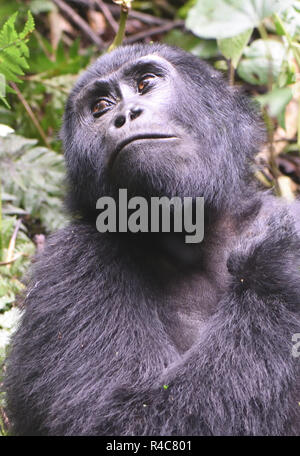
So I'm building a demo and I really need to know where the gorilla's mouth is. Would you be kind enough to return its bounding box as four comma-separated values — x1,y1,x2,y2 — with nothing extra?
110,134,178,168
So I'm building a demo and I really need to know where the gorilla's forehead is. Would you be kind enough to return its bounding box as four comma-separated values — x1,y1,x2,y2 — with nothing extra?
88,55,175,90
71,44,184,96
121,54,175,75
90,44,176,76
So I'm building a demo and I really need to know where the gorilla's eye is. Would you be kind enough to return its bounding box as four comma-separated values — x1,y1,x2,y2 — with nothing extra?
137,74,155,93
92,99,113,117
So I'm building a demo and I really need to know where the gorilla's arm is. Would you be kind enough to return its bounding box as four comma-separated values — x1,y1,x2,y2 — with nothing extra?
4,223,180,436
5,208,300,436
93,210,300,436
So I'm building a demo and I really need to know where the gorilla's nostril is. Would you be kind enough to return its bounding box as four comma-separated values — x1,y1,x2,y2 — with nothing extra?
115,115,126,128
130,108,142,121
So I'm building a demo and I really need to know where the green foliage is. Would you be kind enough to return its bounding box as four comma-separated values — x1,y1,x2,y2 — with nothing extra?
277,0,300,38
0,130,65,417
0,212,33,436
177,0,196,19
0,132,66,232
218,29,253,68
183,0,300,142
0,11,35,107
186,0,294,39
0,1,27,27
0,216,34,300
0,345,9,435
237,39,286,85
257,87,293,128
29,0,55,15
1,35,93,149
29,36,92,77
164,30,219,59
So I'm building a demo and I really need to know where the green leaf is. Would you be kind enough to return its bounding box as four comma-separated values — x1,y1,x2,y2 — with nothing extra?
164,30,219,59
277,59,296,87
186,0,294,39
214,60,228,71
277,1,300,38
177,0,196,19
19,11,35,40
29,0,55,15
237,39,285,85
0,96,9,108
218,28,253,68
0,11,35,107
273,14,287,35
257,86,293,128
0,133,66,231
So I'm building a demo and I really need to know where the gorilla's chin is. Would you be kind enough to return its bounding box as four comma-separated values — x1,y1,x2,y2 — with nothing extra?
110,138,198,198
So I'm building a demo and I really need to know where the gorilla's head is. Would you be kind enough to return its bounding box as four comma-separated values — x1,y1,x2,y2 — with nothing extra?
62,44,265,218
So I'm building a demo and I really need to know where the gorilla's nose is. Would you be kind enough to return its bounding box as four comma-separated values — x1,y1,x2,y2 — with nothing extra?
129,107,143,121
114,114,126,128
114,107,143,128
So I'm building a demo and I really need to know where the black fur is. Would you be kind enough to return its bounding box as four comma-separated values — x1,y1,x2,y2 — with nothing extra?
4,44,300,435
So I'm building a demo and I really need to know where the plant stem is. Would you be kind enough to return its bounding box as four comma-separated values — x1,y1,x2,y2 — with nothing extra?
257,22,273,92
257,21,281,192
228,61,235,86
108,4,129,52
262,107,281,195
5,218,22,269
10,82,50,148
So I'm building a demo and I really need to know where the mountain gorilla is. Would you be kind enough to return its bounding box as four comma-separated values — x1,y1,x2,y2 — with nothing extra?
4,44,300,436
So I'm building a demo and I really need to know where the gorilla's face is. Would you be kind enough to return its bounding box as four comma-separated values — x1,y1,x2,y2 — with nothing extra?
70,53,200,199
100,56,199,194
62,44,263,215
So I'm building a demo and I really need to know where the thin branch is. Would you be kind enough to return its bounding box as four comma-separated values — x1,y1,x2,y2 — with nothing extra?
262,107,281,195
10,82,50,148
52,0,105,49
124,20,184,44
0,252,25,266
5,218,22,269
274,137,297,143
108,3,169,25
108,2,129,52
228,61,235,86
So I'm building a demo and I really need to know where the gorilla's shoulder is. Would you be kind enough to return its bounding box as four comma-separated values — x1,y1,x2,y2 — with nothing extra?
30,222,114,282
258,193,300,234
42,222,102,250
227,193,300,302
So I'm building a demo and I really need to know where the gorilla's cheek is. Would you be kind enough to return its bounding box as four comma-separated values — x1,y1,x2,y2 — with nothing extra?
110,138,195,193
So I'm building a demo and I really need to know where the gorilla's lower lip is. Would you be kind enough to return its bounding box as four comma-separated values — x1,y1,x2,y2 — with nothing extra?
118,134,177,153
110,134,178,168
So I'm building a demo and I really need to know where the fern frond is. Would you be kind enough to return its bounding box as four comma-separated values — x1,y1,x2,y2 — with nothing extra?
0,11,35,107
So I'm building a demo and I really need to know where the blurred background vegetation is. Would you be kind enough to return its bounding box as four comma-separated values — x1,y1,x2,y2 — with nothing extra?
1,0,300,435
